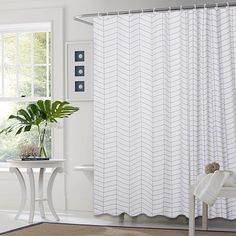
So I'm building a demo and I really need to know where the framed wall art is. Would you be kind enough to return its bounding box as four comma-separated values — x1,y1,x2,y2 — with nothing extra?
65,41,93,101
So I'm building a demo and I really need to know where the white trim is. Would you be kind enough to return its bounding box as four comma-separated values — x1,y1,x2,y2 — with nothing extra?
2,63,52,67
1,34,3,95
46,32,50,97
0,22,51,33
0,166,53,174
66,99,94,102
16,32,19,97
31,32,34,97
74,165,94,172
0,97,51,102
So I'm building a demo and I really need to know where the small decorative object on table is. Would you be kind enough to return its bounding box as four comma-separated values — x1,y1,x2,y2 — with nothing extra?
18,144,45,161
0,100,79,160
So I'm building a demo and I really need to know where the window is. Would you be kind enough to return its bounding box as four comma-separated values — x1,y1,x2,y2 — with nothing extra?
0,23,52,161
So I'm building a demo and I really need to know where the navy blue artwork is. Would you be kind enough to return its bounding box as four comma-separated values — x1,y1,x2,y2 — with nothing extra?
75,51,85,62
75,81,85,92
75,66,85,76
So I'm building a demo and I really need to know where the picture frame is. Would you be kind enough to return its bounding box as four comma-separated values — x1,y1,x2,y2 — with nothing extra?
65,41,93,101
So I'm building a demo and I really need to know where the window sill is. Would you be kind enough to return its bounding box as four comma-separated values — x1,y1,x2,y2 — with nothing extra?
0,96,51,102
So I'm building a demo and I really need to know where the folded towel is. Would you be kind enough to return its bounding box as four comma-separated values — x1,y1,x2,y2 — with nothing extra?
224,173,236,186
194,170,231,206
196,171,236,187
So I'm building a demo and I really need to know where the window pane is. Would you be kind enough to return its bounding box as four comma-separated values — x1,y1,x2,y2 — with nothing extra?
0,67,2,96
0,37,2,95
49,65,51,97
34,32,46,64
19,66,31,97
4,66,17,97
49,32,51,64
0,102,51,161
19,33,31,65
34,66,46,97
3,33,16,65
0,35,2,65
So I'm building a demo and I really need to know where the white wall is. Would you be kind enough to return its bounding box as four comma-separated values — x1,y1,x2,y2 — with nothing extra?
0,0,235,213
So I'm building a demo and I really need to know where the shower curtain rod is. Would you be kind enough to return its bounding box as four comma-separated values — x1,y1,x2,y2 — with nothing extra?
74,2,236,26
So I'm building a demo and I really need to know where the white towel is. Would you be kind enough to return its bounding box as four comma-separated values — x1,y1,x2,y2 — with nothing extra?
224,173,236,186
194,170,231,206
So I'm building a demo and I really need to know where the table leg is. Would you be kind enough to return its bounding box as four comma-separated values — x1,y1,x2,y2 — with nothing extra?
189,187,195,236
10,168,26,220
38,168,45,219
47,167,63,221
27,168,35,223
202,202,208,230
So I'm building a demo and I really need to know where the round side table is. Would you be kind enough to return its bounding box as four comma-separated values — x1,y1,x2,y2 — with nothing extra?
7,159,64,223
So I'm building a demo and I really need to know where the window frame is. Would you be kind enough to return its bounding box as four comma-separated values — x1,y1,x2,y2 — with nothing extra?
0,8,64,161
0,30,51,98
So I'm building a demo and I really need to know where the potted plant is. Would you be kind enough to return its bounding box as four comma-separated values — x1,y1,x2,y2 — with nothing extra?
0,99,79,160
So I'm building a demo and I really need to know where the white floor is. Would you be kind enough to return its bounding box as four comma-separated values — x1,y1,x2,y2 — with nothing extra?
1,210,236,234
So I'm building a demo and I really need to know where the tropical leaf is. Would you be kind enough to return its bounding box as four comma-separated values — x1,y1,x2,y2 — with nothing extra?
9,115,28,123
24,125,31,132
17,109,32,122
45,100,51,115
16,127,24,135
0,99,79,136
36,100,79,122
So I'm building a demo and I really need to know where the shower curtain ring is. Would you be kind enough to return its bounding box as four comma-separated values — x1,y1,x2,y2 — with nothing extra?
215,3,219,10
204,4,207,9
153,8,156,13
180,5,183,10
194,4,197,10
129,10,131,15
226,2,229,7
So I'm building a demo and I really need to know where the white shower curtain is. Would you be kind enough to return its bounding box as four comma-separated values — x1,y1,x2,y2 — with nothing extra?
93,6,236,218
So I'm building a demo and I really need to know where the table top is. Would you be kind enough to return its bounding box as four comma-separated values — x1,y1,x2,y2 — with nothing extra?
7,159,64,168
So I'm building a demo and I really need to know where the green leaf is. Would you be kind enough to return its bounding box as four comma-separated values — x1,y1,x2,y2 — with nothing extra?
52,101,61,112
37,100,46,113
28,104,39,115
16,127,24,135
24,125,31,132
9,115,27,123
0,99,79,137
45,100,51,115
17,109,31,122
27,108,35,120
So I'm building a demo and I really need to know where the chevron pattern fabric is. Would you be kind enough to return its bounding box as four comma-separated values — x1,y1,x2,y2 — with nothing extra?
93,7,236,218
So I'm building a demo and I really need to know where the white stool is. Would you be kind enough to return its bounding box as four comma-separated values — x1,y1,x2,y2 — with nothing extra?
189,185,236,236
